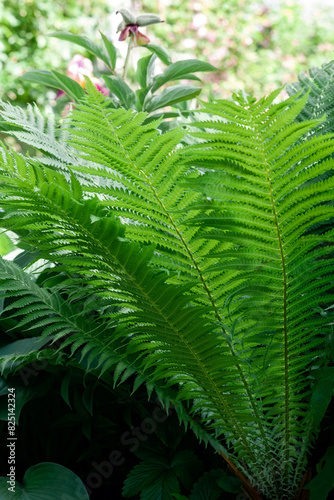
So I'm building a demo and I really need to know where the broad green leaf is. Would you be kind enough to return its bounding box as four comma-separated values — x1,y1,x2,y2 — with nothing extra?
306,447,334,500
20,70,85,102
13,250,40,269
145,44,172,66
99,31,117,69
103,75,135,109
122,458,180,499
216,473,242,493
136,54,155,89
0,337,51,357
171,450,204,490
0,462,89,499
135,88,150,111
144,85,201,113
309,367,334,428
51,70,86,102
0,232,15,256
190,470,225,500
143,111,181,123
20,70,63,89
0,336,53,375
48,31,112,69
141,475,180,500
151,60,217,92
0,375,8,395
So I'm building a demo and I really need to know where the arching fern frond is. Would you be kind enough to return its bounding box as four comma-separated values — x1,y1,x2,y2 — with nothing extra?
180,89,334,497
286,60,334,135
0,100,77,169
0,142,259,473
0,257,225,455
0,82,333,499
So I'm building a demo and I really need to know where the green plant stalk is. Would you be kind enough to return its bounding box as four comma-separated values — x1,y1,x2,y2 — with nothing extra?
122,35,134,80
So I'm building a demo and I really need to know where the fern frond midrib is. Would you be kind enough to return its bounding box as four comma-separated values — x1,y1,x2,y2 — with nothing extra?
248,107,291,485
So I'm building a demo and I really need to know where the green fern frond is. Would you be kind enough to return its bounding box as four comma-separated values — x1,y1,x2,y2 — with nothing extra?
179,89,334,496
286,61,334,135
0,82,333,499
0,141,258,470
0,100,78,169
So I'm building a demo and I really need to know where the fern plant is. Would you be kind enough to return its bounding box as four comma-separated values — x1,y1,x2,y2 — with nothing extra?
286,60,334,134
0,79,333,499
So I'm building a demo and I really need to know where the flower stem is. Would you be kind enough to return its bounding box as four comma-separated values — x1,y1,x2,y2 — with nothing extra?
123,35,133,79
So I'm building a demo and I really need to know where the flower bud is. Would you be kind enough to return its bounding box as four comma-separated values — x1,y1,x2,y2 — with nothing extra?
136,14,163,27
116,8,136,26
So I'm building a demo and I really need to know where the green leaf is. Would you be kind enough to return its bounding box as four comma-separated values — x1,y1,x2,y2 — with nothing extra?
99,31,117,69
13,250,40,269
0,337,53,376
60,371,72,409
145,44,172,66
171,450,204,490
142,476,180,500
0,462,89,499
19,70,63,89
190,470,226,500
144,85,201,112
306,447,334,500
0,377,52,424
48,31,112,69
0,232,15,256
309,367,334,428
135,88,150,111
136,54,155,89
82,382,96,416
51,70,86,102
103,75,135,109
216,473,242,494
19,70,85,102
151,60,217,92
122,458,180,499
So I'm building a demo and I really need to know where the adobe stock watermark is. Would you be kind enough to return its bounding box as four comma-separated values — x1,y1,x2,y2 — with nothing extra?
17,338,65,386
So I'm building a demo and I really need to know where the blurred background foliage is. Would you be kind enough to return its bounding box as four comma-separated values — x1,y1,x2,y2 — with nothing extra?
0,0,110,106
1,0,334,106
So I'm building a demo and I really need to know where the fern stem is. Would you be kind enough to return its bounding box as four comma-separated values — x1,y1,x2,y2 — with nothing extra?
253,114,291,488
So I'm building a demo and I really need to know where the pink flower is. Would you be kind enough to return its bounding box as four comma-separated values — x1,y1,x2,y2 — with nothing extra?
66,54,93,84
118,24,150,46
116,9,163,46
56,54,109,99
